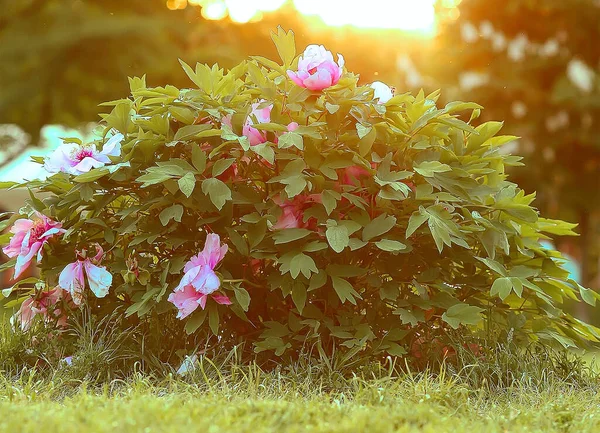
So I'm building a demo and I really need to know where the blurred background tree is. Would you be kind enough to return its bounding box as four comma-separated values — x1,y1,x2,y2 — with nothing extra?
413,0,600,295
0,0,245,139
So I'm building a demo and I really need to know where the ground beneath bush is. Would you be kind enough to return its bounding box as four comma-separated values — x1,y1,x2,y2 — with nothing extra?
1,374,599,433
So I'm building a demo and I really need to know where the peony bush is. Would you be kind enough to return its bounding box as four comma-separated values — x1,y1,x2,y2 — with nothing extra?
1,28,599,363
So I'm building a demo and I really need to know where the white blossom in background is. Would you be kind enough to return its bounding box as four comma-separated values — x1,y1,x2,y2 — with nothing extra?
507,33,530,62
567,59,595,93
539,39,560,57
459,71,489,91
511,101,528,119
491,32,507,52
461,22,479,43
545,111,570,132
396,54,423,88
479,21,494,39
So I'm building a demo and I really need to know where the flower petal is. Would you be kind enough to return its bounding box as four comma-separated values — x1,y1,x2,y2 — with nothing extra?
83,260,112,299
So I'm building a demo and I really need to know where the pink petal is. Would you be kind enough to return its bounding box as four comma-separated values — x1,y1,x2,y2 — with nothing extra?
303,69,334,91
15,297,36,332
59,261,85,305
212,294,232,305
168,285,203,319
287,70,306,88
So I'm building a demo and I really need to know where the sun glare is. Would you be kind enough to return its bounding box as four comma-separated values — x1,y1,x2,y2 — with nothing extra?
293,0,436,32
174,0,458,33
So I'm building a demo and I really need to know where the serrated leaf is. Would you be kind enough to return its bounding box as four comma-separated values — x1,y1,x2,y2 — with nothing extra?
414,161,452,177
290,253,318,279
331,276,361,305
159,204,183,226
362,214,397,241
201,178,231,210
278,132,303,150
442,304,484,329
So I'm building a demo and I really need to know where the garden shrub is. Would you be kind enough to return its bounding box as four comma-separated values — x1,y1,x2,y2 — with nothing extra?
1,28,599,366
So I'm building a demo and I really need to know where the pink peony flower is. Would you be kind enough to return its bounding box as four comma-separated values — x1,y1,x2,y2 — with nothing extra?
273,194,321,230
243,102,273,146
12,288,71,332
287,45,345,91
58,245,112,305
369,81,394,103
168,234,230,319
341,165,371,186
44,133,123,175
286,122,299,132
2,212,65,279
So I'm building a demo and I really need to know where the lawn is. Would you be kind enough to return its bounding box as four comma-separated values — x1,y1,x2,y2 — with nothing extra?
1,365,599,433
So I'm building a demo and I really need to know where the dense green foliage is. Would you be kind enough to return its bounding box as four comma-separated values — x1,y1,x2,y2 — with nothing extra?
1,29,599,365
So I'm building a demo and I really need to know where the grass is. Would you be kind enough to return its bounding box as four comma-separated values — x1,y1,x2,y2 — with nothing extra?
1,367,600,433
2,321,600,432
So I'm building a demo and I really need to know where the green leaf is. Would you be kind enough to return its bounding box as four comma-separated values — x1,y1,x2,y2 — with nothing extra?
191,144,207,173
491,277,513,300
208,304,220,335
178,173,196,198
325,102,340,114
290,253,318,279
414,161,452,177
356,123,372,139
331,276,361,305
159,204,183,226
270,26,296,66
326,225,349,253
174,124,212,141
184,309,207,334
291,280,307,314
321,190,339,215
201,178,232,210
234,286,251,311
395,308,425,326
278,132,304,150
362,214,397,241
442,304,485,329
212,158,236,177
358,126,377,157
375,239,407,252
252,143,276,164
73,168,110,183
406,211,428,238
273,228,312,244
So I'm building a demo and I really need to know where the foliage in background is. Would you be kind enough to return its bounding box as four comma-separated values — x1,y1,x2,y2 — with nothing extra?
1,28,600,367
422,0,600,291
0,0,241,137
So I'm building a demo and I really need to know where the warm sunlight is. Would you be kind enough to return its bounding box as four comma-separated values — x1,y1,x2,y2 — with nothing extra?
293,0,436,32
177,0,453,34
